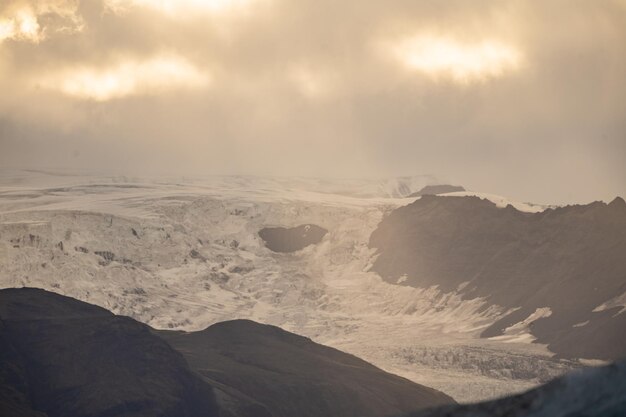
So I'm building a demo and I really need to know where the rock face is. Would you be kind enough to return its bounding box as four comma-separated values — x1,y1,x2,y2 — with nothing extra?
0,288,454,417
408,185,465,198
405,360,626,417
258,224,327,253
369,195,626,360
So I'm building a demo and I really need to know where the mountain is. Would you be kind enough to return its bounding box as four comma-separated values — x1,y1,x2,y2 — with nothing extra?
408,185,465,198
404,360,626,417
0,288,454,417
159,320,453,417
369,195,626,360
0,288,221,417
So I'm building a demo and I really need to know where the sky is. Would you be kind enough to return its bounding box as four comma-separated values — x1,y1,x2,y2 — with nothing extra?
0,0,624,204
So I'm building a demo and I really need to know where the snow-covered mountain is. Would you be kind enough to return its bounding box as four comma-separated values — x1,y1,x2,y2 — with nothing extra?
0,170,581,402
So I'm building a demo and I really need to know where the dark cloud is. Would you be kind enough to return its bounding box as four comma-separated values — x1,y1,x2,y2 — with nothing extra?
0,0,624,204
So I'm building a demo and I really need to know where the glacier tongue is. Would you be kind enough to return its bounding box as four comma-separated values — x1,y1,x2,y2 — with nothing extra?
0,170,576,402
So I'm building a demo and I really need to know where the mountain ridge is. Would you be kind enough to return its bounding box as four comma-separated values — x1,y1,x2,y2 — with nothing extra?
369,195,626,360
0,287,454,417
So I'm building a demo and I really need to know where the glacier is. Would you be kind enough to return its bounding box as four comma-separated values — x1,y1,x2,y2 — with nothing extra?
0,169,579,402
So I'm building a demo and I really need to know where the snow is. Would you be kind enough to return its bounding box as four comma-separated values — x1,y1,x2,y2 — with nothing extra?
489,307,553,344
592,291,626,315
0,169,576,403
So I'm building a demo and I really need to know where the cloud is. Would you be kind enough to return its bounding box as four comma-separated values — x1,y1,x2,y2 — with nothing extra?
0,0,624,204
287,63,337,99
0,0,83,43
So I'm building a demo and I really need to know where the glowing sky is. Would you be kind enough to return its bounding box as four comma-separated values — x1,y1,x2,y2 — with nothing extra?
43,55,210,101
0,0,625,203
390,35,522,83
105,0,261,16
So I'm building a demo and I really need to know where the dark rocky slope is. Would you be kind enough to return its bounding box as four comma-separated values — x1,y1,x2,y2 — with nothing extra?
408,185,465,198
160,320,453,417
369,195,626,360
0,288,220,417
404,360,626,417
258,224,327,253
0,288,454,417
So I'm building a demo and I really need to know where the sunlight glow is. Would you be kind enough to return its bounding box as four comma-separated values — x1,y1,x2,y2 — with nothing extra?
106,0,259,16
0,20,14,41
0,2,84,44
43,55,210,101
0,8,42,43
392,35,522,83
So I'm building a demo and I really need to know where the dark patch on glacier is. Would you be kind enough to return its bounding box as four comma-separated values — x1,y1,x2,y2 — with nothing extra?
259,224,327,253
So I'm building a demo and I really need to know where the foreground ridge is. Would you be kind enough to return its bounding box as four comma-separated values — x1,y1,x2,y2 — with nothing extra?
0,287,454,417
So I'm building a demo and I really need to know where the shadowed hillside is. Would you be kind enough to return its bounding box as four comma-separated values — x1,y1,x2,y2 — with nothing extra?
0,288,219,417
160,320,453,417
0,288,454,417
370,195,626,360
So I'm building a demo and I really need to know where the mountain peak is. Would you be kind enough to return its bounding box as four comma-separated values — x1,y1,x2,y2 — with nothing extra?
409,184,465,198
609,196,626,209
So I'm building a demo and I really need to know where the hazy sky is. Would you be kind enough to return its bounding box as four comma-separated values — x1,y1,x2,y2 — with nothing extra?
0,0,625,204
